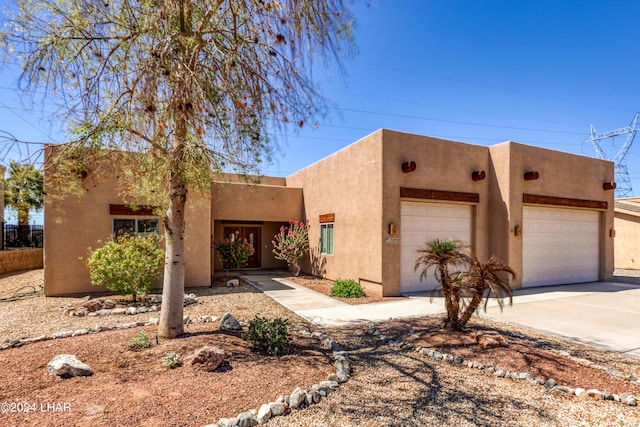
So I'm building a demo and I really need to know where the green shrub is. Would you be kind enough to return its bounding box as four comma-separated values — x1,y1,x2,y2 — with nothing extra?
330,279,366,298
86,234,164,302
129,330,152,350
242,316,291,356
162,351,182,369
213,231,255,273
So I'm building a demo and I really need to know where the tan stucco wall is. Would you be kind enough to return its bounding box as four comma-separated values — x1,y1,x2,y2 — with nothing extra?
0,248,43,274
211,179,303,274
212,181,303,222
287,131,384,294
381,130,490,296
614,211,640,269
492,142,615,288
286,130,614,296
44,150,211,296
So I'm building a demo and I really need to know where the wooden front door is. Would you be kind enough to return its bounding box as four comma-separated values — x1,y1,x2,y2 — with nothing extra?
223,226,261,268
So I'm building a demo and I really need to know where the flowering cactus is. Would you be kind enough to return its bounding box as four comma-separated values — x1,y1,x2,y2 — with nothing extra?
272,221,309,276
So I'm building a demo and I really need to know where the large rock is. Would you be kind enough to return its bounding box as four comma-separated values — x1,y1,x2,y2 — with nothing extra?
268,402,286,417
47,354,93,378
289,387,306,409
256,404,271,424
102,300,116,310
82,300,103,312
184,293,198,306
80,299,117,312
219,313,242,331
236,411,257,427
185,346,225,372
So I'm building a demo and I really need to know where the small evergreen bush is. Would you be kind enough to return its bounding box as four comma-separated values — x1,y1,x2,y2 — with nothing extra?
162,351,182,369
330,279,366,298
242,316,291,356
128,330,152,350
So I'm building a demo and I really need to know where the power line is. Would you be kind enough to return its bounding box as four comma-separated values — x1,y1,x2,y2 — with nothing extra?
328,90,591,128
0,101,59,143
337,107,586,136
359,61,628,113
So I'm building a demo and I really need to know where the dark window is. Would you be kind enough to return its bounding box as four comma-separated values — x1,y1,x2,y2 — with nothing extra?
113,218,159,237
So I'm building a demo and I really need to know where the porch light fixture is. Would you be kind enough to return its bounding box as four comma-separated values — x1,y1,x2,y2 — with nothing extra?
610,229,616,238
389,223,396,235
514,225,522,236
401,161,417,173
471,170,486,181
603,181,616,191
524,171,539,181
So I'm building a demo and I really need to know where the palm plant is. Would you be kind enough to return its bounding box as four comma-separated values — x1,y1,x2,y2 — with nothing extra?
414,238,471,330
458,256,515,328
4,161,43,226
415,238,515,331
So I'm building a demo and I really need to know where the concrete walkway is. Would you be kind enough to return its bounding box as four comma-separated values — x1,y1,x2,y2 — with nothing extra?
239,274,446,327
240,273,640,358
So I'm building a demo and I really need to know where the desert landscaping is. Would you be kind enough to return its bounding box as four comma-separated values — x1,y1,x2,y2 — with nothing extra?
0,269,639,426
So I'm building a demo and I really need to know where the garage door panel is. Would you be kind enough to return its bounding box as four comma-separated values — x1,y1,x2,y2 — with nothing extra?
523,206,599,287
400,201,472,293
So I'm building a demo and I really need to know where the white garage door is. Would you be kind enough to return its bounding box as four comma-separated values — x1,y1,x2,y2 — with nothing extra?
522,206,599,287
400,201,472,293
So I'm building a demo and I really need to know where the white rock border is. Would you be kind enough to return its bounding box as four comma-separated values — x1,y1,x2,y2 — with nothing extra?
364,324,640,408
63,293,198,317
205,329,351,427
0,315,220,350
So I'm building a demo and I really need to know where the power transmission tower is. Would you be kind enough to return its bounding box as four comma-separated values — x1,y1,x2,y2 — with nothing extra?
584,112,639,198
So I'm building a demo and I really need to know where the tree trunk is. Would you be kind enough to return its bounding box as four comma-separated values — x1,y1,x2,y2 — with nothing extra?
440,268,455,326
158,111,189,338
158,175,187,338
459,288,484,328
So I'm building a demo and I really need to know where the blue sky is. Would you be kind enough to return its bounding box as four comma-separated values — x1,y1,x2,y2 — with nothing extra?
2,0,640,222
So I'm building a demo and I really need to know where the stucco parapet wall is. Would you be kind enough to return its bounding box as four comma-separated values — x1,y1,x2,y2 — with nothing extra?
615,201,640,217
212,173,287,187
0,249,43,275
212,181,303,222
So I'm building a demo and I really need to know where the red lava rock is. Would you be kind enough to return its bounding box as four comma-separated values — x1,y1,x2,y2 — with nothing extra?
186,345,226,372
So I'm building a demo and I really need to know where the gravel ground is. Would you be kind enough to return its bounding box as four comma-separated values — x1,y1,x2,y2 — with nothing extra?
0,270,304,341
2,270,640,426
268,325,640,427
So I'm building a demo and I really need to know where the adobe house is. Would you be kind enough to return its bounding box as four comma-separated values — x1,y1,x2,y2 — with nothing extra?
44,129,615,296
613,197,640,270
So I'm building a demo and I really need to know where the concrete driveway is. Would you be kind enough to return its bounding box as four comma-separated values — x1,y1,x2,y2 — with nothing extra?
242,272,640,358
478,281,640,358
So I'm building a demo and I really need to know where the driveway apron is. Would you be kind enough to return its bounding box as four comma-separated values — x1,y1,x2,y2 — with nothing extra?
240,273,640,357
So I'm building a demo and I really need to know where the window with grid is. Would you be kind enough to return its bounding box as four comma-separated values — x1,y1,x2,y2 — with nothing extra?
320,223,334,255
